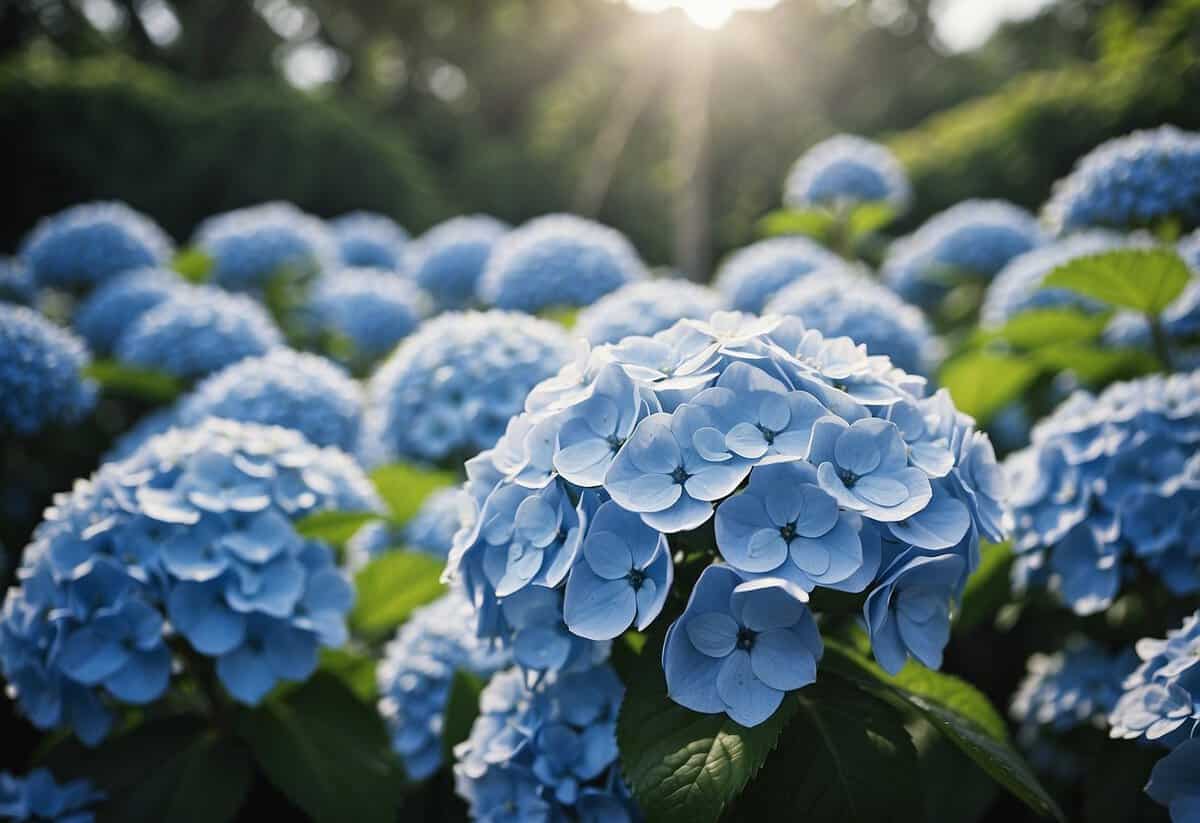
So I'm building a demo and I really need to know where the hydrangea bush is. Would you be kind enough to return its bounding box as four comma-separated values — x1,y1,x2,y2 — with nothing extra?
0,419,380,743
783,134,911,212
408,215,509,310
712,237,849,314
330,211,409,271
0,304,96,435
193,202,336,291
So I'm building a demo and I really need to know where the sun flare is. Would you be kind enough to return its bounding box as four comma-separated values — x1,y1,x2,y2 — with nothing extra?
625,0,780,30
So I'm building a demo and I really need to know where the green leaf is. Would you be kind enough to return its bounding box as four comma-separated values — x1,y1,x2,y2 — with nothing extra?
938,352,1041,425
981,307,1113,349
441,670,484,762
368,462,458,525
172,247,213,284
319,646,378,702
1031,343,1159,384
540,306,579,329
294,510,381,547
847,201,897,238
725,680,922,822
350,550,446,640
1042,248,1191,315
955,541,1014,635
241,673,404,823
822,643,1063,821
756,208,836,241
908,716,997,823
84,359,182,403
616,644,797,823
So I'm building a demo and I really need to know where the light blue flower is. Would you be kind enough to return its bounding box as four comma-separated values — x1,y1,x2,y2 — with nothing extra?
1044,126,1200,234
114,286,283,380
175,348,363,450
564,501,672,640
498,585,609,679
882,199,1045,307
478,214,648,312
865,550,964,675
409,215,509,310
331,211,409,271
0,304,96,435
663,565,822,727
1110,611,1200,745
20,201,173,290
481,481,587,598
783,134,911,211
1146,737,1200,822
575,279,727,345
193,201,336,291
0,768,104,823
362,311,572,464
73,267,185,354
1010,640,1136,744
307,268,426,365
713,237,849,313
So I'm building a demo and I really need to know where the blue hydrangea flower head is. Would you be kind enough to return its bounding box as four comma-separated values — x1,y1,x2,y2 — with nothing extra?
1044,125,1200,234
0,769,103,822
0,418,381,741
410,215,509,310
308,269,427,364
103,407,180,464
0,257,36,306
377,588,510,779
331,211,409,271
72,267,185,354
713,237,850,313
1010,640,1136,745
193,202,336,291
454,663,635,820
1110,611,1200,745
175,348,363,450
766,270,942,375
575,278,726,346
114,286,283,379
1007,369,1200,614
1146,737,1200,822
0,304,96,435
981,231,1134,326
663,565,822,726
882,199,1045,307
865,549,964,674
20,201,173,290
783,134,911,212
478,214,648,312
362,311,573,463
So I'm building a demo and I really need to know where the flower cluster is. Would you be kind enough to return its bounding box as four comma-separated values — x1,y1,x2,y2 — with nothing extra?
0,418,380,742
454,664,634,821
575,279,726,345
193,202,336,291
882,199,1045,308
174,348,364,451
0,257,35,305
1006,369,1200,613
377,588,510,779
0,304,96,435
713,237,849,313
20,202,174,290
409,215,509,310
478,215,647,313
0,769,103,822
980,231,1132,327
331,211,409,271
345,487,467,571
73,267,184,354
783,134,911,211
307,269,426,364
114,286,283,379
765,270,941,376
1044,126,1200,234
446,312,1007,726
362,311,572,464
1010,640,1135,744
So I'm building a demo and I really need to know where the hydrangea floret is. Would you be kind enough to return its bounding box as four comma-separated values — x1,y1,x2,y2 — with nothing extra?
0,769,103,822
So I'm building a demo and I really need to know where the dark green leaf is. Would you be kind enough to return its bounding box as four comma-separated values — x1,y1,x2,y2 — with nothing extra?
908,716,997,823
756,208,837,240
294,510,381,547
1042,248,1191,315
441,670,484,763
84,360,182,403
981,308,1113,349
350,550,446,640
725,680,922,822
955,541,1014,635
240,673,404,823
616,643,797,823
319,646,378,702
172,247,213,284
938,352,1041,425
369,462,458,525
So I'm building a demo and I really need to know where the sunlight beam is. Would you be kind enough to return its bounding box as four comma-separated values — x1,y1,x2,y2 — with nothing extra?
625,0,779,30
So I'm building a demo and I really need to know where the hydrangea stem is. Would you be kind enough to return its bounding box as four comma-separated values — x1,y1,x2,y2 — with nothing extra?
1147,314,1175,372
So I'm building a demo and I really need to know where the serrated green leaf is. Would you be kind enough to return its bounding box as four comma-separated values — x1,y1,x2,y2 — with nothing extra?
84,360,182,403
294,510,381,547
616,645,796,823
240,674,404,823
955,541,1014,635
441,670,484,763
980,308,1113,350
368,462,458,525
172,247,213,284
938,352,1041,425
756,207,838,240
350,550,446,640
725,680,922,822
1042,248,1191,315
